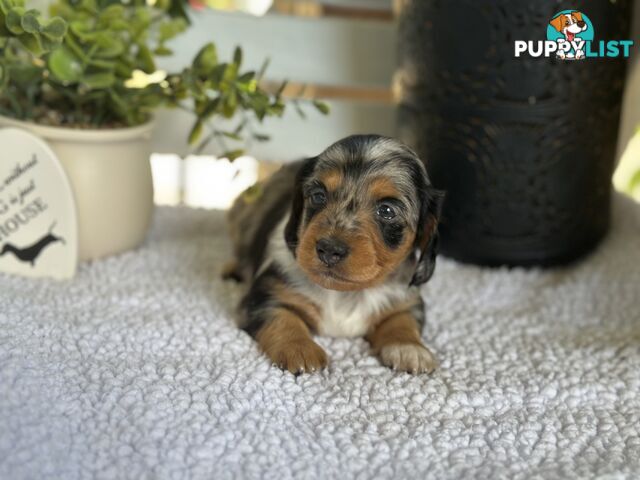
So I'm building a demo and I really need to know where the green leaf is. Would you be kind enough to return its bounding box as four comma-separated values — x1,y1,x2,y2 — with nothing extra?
95,34,124,58
114,60,133,78
222,149,244,161
98,4,125,25
134,7,151,26
69,20,96,41
88,58,115,69
136,44,155,73
108,19,129,31
41,17,67,41
39,34,59,52
155,0,171,11
268,102,285,117
80,0,97,13
63,32,88,63
221,131,242,141
48,46,84,83
6,7,25,34
0,11,10,36
16,32,44,55
0,0,11,16
256,57,269,80
109,90,128,113
221,62,238,84
7,64,41,83
232,46,242,67
82,72,115,89
159,17,186,41
188,120,204,145
222,89,238,118
193,43,217,74
312,100,330,115
237,71,255,83
154,46,173,56
200,97,220,119
237,79,257,94
167,0,190,23
208,63,226,85
20,9,40,34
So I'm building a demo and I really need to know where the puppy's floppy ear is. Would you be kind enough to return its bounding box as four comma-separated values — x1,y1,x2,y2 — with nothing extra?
410,186,445,286
572,11,583,22
549,15,565,32
284,156,318,255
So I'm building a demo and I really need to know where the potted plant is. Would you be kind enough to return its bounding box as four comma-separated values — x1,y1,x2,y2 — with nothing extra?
0,0,327,261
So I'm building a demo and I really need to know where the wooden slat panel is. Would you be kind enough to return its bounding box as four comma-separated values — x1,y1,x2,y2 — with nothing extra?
261,80,393,103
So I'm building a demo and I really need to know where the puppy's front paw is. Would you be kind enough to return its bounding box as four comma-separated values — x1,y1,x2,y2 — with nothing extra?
379,343,438,374
265,339,328,375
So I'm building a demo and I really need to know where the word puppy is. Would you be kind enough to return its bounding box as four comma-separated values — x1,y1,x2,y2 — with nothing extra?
225,135,444,375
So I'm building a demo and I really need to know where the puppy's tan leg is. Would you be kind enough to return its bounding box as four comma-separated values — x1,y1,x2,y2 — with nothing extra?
256,307,328,375
367,311,437,374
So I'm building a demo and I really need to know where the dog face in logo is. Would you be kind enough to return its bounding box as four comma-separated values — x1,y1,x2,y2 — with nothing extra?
549,11,588,59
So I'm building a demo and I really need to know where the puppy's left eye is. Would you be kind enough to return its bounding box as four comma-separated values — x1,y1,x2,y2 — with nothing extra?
377,203,397,220
310,191,327,206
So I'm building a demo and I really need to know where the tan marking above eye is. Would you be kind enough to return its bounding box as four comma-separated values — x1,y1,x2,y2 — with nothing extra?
317,169,342,192
369,177,401,200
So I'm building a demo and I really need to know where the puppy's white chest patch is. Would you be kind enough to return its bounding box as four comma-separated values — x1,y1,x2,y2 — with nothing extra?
315,286,408,338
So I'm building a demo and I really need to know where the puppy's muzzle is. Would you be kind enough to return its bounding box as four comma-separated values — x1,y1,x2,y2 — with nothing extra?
316,237,349,267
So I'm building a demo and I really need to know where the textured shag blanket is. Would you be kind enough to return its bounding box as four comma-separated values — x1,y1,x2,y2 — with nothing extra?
1,196,640,480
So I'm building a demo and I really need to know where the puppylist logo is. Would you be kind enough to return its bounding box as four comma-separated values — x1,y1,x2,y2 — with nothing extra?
515,10,634,60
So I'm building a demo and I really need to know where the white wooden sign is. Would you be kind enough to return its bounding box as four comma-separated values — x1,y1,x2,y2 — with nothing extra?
0,128,78,279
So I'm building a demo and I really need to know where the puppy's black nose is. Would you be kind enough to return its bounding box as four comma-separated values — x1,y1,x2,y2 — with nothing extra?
316,237,349,267
577,20,586,28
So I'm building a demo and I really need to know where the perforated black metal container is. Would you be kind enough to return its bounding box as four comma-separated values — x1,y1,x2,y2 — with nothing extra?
396,0,632,266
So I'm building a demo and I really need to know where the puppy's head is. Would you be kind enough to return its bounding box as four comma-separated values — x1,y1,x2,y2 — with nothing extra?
285,135,444,291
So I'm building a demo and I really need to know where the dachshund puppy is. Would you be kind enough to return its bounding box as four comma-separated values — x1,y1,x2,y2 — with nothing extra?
225,135,444,375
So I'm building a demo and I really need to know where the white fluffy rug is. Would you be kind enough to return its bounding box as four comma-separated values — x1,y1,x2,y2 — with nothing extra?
1,195,640,480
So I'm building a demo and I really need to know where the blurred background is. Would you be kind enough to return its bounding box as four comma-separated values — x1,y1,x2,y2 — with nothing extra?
147,0,640,209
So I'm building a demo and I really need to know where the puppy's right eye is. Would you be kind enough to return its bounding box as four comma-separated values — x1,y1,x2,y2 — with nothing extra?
376,203,397,220
309,191,327,207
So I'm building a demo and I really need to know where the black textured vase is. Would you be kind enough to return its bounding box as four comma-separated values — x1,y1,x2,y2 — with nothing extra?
396,0,632,267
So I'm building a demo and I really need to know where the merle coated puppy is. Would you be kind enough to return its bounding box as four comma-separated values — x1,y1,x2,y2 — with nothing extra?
224,135,444,375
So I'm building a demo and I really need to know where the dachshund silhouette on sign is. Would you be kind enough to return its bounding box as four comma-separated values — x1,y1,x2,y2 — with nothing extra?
0,222,65,266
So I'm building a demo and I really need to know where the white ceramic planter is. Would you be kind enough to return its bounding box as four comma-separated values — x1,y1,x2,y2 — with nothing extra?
0,116,154,261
